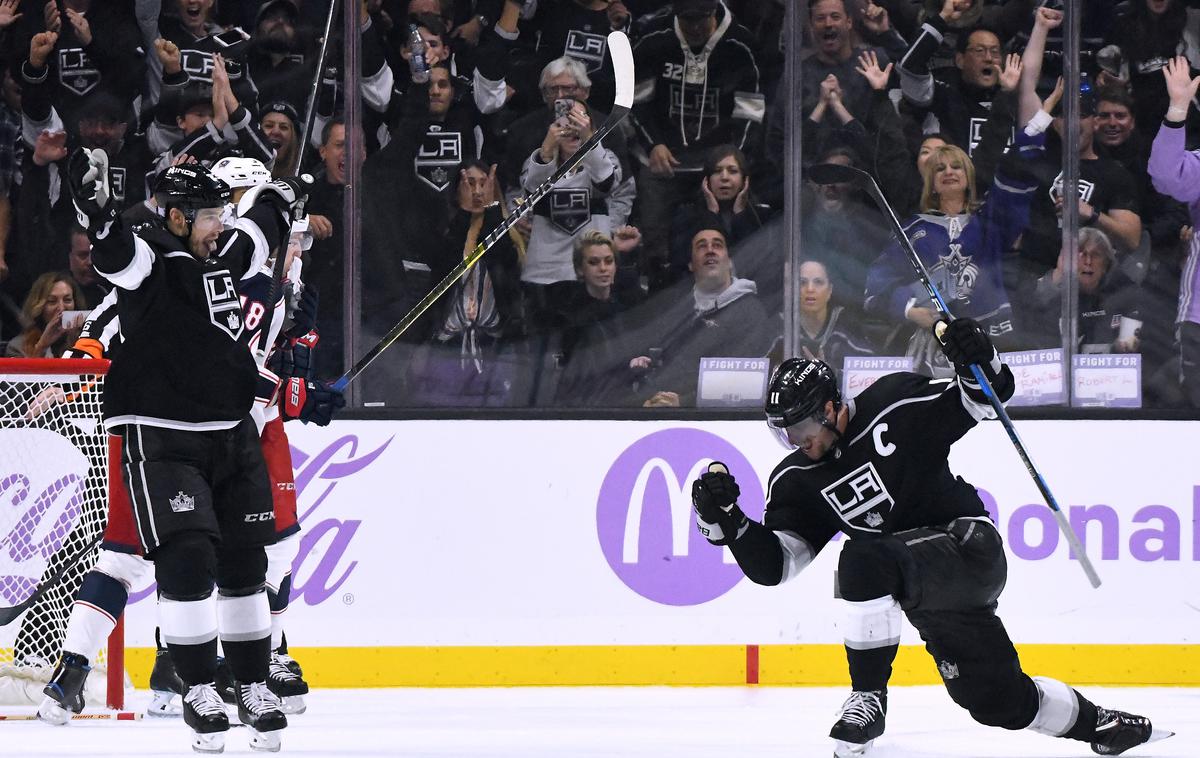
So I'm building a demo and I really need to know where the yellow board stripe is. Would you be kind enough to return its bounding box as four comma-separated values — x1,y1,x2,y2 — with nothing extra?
122,644,1200,688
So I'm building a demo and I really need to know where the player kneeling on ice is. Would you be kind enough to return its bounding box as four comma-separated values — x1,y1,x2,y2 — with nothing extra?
692,318,1171,757
63,147,309,753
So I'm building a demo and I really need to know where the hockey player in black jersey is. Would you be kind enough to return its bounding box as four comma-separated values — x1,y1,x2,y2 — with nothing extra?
692,318,1168,757
66,149,308,753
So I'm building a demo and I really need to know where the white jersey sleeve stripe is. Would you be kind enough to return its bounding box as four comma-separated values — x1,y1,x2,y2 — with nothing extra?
777,529,816,583
94,234,155,290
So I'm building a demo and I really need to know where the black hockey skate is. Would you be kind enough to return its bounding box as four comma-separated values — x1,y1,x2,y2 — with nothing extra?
267,650,309,715
1090,707,1174,755
147,646,186,717
183,683,230,754
830,690,886,757
276,650,303,679
37,653,91,725
214,656,236,705
235,681,288,752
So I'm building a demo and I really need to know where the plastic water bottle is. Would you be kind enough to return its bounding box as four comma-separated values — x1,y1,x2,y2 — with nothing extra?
408,24,430,84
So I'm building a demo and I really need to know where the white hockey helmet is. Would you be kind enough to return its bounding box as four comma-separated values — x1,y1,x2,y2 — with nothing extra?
210,156,271,189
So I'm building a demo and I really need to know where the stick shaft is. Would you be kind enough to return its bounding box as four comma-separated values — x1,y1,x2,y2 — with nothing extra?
855,167,1101,588
332,107,629,391
0,712,142,721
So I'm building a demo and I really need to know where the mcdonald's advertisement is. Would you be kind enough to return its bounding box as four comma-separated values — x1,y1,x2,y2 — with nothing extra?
117,418,1200,653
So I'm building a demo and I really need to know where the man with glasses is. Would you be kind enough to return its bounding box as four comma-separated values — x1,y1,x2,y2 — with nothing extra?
499,55,632,215
898,0,1007,157
691,322,1163,757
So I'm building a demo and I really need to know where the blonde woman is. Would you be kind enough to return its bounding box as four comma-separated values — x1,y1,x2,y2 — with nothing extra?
5,272,86,358
864,133,1043,369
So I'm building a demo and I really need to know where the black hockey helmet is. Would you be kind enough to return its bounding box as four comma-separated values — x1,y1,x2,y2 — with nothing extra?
765,359,842,447
153,165,230,220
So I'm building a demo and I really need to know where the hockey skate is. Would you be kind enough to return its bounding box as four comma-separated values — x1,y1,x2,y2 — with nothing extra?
147,646,186,717
267,650,309,715
183,683,229,754
235,681,288,752
829,690,886,757
275,650,303,679
37,653,91,725
1090,707,1175,755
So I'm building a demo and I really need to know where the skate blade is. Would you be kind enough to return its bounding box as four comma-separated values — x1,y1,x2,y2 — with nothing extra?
1147,727,1175,744
248,727,282,752
36,698,71,726
191,731,225,753
833,738,874,757
280,695,306,715
146,691,183,718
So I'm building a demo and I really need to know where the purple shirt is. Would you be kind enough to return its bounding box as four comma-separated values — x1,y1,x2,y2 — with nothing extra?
1149,121,1200,325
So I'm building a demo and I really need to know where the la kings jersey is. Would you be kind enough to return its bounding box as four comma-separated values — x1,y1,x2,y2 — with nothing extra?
89,203,288,429
763,372,996,557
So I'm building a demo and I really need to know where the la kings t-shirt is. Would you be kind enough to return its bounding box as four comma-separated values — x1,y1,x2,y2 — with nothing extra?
1022,156,1141,270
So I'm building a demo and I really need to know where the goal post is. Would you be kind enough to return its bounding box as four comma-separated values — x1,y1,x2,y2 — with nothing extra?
0,358,126,710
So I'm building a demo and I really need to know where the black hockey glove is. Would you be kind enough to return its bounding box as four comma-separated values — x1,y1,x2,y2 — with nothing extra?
269,330,319,379
936,318,995,369
67,148,116,231
692,468,748,546
285,284,319,338
281,377,345,425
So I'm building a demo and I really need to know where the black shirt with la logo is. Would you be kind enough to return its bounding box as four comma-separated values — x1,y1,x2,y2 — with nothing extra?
763,372,992,555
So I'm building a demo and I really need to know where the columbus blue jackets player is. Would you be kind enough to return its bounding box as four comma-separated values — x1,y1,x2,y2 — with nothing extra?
692,318,1169,757
66,147,307,753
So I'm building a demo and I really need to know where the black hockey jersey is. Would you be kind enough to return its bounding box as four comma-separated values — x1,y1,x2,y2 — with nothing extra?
763,372,998,556
89,204,288,429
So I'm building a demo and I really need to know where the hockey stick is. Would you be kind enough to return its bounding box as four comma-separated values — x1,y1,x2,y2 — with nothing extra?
253,0,338,362
807,162,1102,589
330,30,636,391
0,711,142,721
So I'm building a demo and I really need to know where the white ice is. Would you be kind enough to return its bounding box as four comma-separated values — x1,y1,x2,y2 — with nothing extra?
2,686,1195,757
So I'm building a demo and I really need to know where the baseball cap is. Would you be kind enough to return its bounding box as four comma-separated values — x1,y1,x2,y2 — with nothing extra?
77,91,129,124
675,0,719,19
256,0,299,26
261,99,300,126
176,83,214,119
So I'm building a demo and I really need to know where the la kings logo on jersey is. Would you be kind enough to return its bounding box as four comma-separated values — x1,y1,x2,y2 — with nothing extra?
203,270,243,339
819,461,895,533
549,188,591,234
668,84,719,125
565,30,607,73
415,128,462,191
58,48,100,96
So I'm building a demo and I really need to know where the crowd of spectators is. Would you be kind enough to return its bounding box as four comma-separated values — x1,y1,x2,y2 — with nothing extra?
1,0,1199,410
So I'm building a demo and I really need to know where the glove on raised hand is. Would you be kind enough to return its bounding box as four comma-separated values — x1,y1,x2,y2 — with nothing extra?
67,148,115,230
692,465,748,545
936,317,995,369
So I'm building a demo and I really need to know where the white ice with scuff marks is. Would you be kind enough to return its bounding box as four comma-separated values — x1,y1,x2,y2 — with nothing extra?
0,685,1195,757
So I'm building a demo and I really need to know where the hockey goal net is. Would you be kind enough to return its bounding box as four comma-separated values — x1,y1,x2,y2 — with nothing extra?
0,358,125,710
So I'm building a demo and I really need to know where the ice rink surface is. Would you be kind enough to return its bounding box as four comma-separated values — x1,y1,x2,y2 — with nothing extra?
2,685,1195,757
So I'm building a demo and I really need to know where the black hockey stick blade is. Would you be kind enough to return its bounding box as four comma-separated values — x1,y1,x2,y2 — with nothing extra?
824,163,1102,587
332,31,634,391
0,532,105,627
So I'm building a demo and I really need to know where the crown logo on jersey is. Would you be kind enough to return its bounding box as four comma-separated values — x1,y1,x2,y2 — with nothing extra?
937,660,960,681
169,491,195,513
226,312,241,331
864,511,883,528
